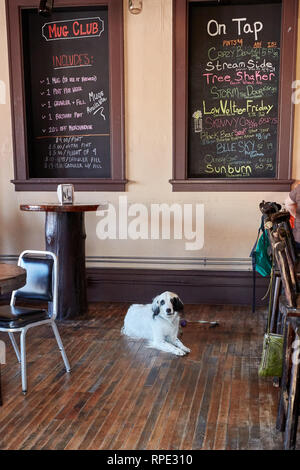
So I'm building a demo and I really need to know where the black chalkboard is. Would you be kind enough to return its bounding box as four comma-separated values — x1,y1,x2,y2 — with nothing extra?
188,2,282,179
22,7,111,179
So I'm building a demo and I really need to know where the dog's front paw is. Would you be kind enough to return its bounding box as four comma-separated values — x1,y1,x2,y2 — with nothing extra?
175,349,186,356
178,343,191,353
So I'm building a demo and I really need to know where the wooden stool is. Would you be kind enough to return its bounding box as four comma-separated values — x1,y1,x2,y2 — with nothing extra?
258,208,300,448
258,203,299,334
277,296,300,335
271,265,300,335
270,274,282,333
277,317,300,449
269,226,299,334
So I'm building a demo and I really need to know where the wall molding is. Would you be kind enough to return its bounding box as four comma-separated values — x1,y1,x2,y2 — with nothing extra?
0,254,252,268
86,256,252,268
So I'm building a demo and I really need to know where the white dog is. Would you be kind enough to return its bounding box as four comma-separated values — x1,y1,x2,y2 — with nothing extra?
121,291,191,356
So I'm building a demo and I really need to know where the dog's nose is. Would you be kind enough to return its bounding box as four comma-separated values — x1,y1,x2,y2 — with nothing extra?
166,308,172,314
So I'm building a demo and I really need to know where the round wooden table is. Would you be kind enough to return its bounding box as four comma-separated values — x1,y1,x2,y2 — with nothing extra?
20,204,103,320
0,263,26,296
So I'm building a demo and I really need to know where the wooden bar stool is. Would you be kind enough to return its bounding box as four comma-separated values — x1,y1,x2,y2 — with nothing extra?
277,317,300,449
258,203,289,332
269,228,300,448
274,229,299,335
264,218,299,334
258,205,300,448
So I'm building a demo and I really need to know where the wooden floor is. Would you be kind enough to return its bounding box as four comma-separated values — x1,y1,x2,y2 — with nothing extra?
0,302,288,450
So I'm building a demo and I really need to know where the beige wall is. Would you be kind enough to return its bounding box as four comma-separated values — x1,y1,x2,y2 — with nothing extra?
0,0,299,269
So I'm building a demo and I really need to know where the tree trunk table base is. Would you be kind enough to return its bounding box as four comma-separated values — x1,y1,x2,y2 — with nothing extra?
46,212,87,320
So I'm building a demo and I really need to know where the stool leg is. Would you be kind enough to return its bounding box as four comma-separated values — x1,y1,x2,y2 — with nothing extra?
278,302,288,336
284,352,300,450
277,310,283,335
277,322,293,432
280,312,287,336
271,277,281,333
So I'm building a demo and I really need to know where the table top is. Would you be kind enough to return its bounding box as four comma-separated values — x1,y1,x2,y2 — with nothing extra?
0,264,26,295
20,204,103,213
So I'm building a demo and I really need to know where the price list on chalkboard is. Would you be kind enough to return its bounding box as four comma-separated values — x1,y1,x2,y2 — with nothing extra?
22,8,111,179
188,2,282,179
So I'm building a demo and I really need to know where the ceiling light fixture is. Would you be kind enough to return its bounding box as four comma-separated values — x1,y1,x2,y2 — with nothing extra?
129,0,143,15
38,0,54,17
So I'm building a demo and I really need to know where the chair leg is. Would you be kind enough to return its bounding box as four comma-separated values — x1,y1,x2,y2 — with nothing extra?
8,332,21,363
284,356,300,450
278,305,288,336
277,322,293,432
51,322,71,373
20,330,27,395
271,277,281,333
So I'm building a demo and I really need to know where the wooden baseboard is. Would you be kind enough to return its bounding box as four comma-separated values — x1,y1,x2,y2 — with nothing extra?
86,267,269,307
0,267,269,307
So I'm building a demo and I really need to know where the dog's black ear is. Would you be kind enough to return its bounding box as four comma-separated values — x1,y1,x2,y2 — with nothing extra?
152,305,160,319
171,296,184,312
152,297,160,319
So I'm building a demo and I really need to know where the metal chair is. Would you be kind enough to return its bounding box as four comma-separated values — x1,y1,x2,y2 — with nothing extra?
0,250,71,394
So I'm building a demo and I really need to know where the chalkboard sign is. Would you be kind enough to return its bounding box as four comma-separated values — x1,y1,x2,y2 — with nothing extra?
22,7,111,179
188,2,282,179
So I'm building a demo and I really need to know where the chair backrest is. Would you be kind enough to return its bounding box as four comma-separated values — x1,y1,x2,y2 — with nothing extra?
270,211,298,264
273,230,298,308
260,202,297,258
259,201,300,308
11,250,58,318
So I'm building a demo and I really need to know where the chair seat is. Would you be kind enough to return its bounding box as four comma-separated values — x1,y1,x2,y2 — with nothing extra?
0,305,50,329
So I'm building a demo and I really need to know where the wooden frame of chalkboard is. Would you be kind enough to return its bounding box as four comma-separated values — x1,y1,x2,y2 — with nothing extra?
171,0,298,192
6,0,126,191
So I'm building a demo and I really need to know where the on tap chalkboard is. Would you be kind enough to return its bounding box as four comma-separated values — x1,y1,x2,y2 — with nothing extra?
188,1,282,180
22,7,111,179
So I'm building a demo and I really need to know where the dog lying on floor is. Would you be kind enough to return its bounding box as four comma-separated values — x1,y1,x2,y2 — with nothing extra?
121,291,191,356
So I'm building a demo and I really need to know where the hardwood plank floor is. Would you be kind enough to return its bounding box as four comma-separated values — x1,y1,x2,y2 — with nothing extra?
0,302,288,450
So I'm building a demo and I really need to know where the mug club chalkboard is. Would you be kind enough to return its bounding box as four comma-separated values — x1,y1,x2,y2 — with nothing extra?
188,2,282,180
22,7,111,179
